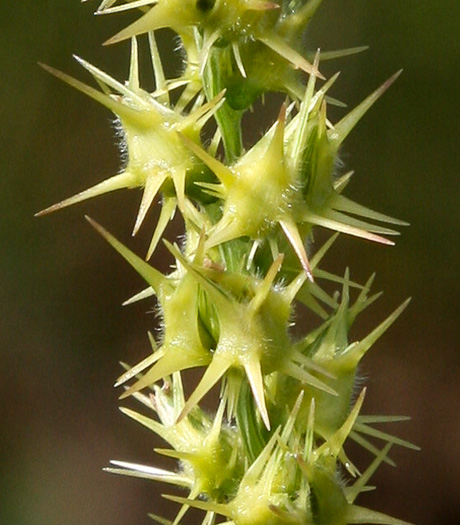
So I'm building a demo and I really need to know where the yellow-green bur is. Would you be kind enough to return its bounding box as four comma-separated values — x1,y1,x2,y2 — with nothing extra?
85,217,213,398
37,51,223,240
272,272,410,444
182,107,315,278
119,375,243,507
285,70,407,247
103,0,320,79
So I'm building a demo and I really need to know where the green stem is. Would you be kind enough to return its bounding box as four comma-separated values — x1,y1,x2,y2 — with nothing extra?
236,380,270,463
203,46,243,163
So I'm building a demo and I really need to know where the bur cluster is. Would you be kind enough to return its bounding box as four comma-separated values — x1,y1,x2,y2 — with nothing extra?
39,1,417,523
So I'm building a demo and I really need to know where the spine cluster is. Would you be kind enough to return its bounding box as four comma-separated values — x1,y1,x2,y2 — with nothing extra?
39,1,417,523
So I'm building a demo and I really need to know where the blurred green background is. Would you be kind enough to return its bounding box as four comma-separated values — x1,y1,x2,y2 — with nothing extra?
1,0,459,523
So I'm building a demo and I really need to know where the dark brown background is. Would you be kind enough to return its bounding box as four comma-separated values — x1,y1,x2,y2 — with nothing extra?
1,0,459,523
